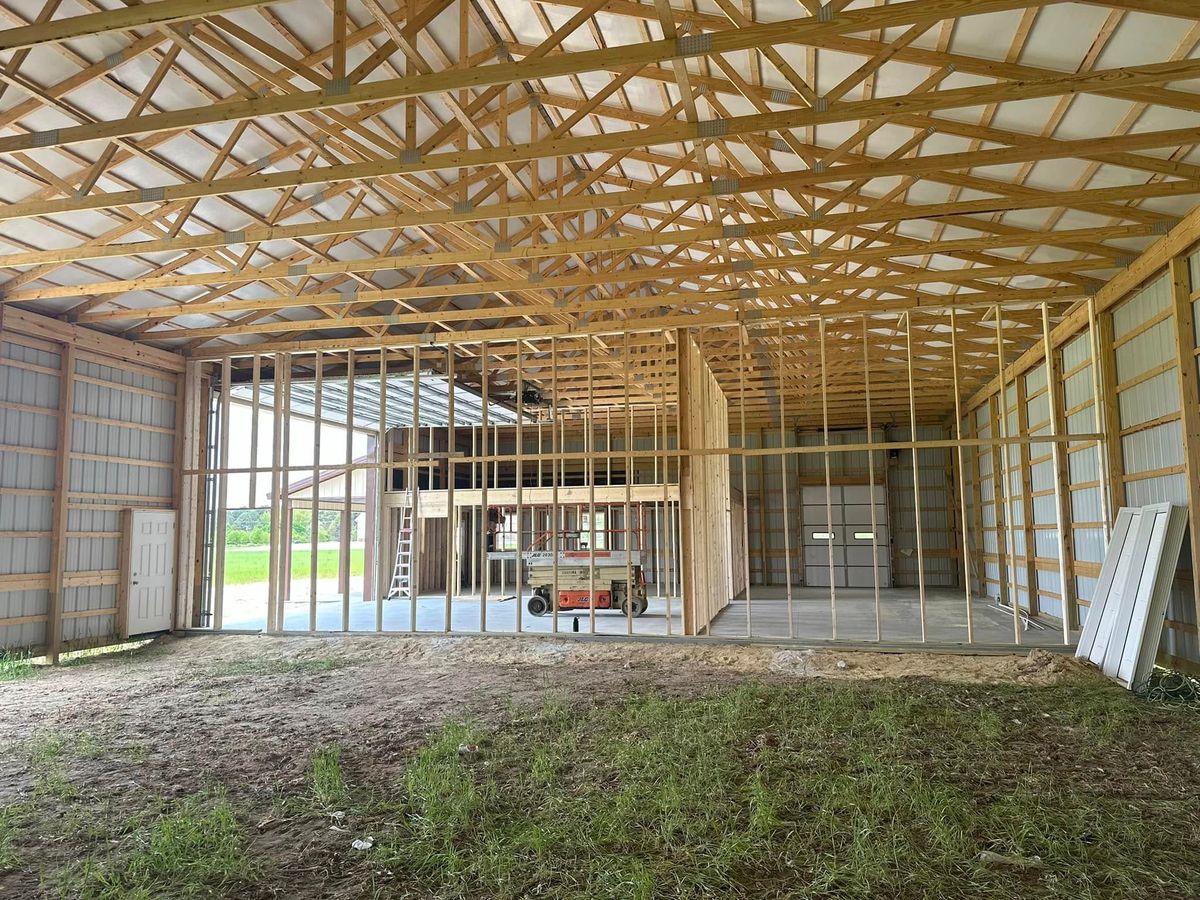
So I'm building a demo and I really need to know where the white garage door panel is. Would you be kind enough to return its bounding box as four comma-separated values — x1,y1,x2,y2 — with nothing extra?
843,484,886,505
843,504,877,526
805,545,847,566
799,484,890,588
846,545,883,566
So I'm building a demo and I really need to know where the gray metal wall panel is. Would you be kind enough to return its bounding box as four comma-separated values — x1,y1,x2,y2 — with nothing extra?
0,338,61,650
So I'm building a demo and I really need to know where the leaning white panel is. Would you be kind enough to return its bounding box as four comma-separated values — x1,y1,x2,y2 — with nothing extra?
1110,504,1188,690
1075,507,1135,661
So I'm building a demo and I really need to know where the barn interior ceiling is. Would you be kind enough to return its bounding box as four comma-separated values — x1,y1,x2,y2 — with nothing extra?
0,0,1197,425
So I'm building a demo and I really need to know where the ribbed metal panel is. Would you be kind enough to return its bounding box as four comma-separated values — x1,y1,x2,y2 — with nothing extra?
1118,369,1180,427
0,337,61,650
1114,275,1170,333
1121,420,1184,475
1125,474,1188,506
1108,265,1191,649
60,356,178,642
887,425,956,585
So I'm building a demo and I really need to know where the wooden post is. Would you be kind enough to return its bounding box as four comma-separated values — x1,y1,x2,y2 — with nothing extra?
46,342,75,662
820,317,837,639
410,346,420,632
516,343,524,634
1095,301,1125,513
624,330,634,636
213,356,231,630
341,349,355,631
863,316,882,641
906,313,926,642
949,310,974,643
778,326,794,639
176,359,202,632
739,323,752,637
445,347,455,632
551,337,560,634
587,337,597,635
375,346,388,631
249,354,260,508
994,310,1022,644
1042,303,1074,644
1014,374,1039,619
676,330,694,635
1169,256,1200,630
310,352,322,632
479,342,489,631
267,354,284,631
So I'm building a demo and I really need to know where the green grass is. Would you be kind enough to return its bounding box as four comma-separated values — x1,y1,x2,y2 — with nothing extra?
360,679,1200,900
56,794,257,900
0,805,22,874
222,546,364,585
309,745,349,810
0,649,37,682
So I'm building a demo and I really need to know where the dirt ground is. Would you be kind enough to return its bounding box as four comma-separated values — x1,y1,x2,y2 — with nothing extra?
0,634,1093,898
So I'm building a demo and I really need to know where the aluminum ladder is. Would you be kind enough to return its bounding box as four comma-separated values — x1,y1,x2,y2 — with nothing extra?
387,506,414,599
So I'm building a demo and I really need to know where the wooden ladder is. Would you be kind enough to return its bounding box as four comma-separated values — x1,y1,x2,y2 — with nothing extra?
387,506,413,599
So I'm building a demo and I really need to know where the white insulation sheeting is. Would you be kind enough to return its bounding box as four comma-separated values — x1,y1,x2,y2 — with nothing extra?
1076,504,1188,689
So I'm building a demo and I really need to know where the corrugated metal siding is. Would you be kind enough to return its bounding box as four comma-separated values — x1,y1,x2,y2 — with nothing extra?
61,357,178,645
1112,270,1194,661
0,331,180,653
889,425,957,588
0,338,60,649
741,430,803,586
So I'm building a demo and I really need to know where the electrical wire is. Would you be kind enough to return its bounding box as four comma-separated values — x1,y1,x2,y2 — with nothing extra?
1133,668,1200,708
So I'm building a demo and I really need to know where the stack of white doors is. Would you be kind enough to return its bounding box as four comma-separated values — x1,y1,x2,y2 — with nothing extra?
1076,503,1187,689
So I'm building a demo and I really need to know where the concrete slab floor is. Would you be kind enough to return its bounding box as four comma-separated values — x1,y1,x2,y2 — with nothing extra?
218,583,1072,648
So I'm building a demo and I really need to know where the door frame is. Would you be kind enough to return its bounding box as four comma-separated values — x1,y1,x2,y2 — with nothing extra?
118,507,179,639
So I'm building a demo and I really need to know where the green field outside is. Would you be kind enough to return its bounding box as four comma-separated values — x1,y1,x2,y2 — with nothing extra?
223,547,365,585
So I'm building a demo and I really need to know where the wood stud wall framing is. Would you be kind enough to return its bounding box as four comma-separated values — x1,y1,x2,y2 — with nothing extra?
180,303,1124,647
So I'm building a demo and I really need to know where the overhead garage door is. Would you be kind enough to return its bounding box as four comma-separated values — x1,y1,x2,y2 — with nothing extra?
801,485,891,588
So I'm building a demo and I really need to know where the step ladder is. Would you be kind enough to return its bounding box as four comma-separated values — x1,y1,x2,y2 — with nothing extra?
387,506,414,600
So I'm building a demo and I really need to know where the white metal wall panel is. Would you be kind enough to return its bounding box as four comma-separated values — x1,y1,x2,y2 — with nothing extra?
1111,269,1192,663
61,356,178,645
0,338,61,650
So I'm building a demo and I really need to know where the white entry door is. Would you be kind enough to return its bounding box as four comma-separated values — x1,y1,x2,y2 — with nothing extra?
121,509,176,637
801,485,891,588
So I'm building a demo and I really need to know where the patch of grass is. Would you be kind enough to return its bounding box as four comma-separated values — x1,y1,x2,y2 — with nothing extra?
364,679,1200,900
29,733,76,802
0,804,23,874
0,649,37,682
223,546,364,585
27,732,116,802
28,732,67,768
56,793,258,900
309,745,350,810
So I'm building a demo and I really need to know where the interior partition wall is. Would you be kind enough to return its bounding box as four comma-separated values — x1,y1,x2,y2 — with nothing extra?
186,308,1112,650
